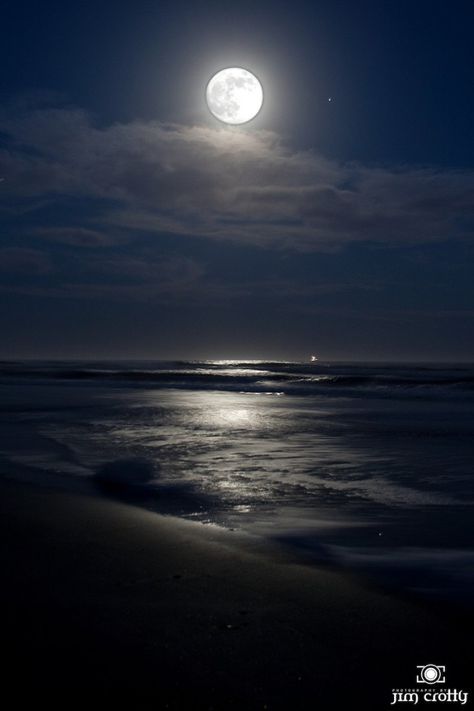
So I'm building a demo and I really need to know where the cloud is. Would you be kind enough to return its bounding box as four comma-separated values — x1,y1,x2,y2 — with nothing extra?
33,227,118,247
0,247,52,275
1,104,473,251
0,252,205,302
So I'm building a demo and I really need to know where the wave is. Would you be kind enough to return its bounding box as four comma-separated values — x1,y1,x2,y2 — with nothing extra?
1,360,473,397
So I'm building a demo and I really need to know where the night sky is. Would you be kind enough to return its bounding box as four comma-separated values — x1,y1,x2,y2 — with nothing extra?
1,0,473,360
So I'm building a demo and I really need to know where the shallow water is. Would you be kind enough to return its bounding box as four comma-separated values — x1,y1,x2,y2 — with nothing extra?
1,360,473,601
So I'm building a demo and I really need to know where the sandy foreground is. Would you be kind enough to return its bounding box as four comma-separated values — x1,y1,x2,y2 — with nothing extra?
0,477,471,710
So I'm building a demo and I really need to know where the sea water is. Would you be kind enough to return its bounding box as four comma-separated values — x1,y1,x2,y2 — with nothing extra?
1,360,473,601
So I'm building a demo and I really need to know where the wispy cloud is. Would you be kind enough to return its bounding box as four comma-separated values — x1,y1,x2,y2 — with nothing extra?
0,247,52,275
32,227,118,247
0,252,204,302
1,104,473,252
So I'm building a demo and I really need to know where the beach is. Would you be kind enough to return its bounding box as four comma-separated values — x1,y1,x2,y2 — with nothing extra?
1,360,473,604
1,476,472,709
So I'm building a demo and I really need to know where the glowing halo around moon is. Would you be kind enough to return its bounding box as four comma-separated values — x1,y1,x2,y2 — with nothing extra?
206,67,264,125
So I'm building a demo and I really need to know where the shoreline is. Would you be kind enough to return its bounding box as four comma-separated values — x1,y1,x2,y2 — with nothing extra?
1,476,472,709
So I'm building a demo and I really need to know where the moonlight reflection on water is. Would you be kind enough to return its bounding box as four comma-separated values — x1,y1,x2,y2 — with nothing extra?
1,360,473,599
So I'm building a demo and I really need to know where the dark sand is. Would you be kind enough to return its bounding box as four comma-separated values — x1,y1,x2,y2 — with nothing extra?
0,478,471,709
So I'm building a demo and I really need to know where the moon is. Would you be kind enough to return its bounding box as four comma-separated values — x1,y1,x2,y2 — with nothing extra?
206,67,263,125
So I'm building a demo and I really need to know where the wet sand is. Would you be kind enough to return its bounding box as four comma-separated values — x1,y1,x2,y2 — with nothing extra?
0,477,471,709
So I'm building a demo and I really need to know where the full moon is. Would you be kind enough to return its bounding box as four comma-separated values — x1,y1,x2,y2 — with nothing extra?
206,67,263,125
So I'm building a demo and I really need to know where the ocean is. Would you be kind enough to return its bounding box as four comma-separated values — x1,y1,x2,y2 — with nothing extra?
1,359,473,602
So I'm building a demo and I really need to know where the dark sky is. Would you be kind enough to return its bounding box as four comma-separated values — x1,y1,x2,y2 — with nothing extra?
1,0,473,360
